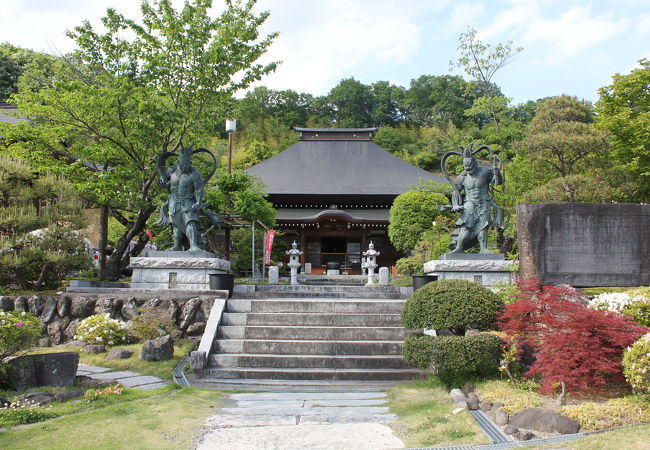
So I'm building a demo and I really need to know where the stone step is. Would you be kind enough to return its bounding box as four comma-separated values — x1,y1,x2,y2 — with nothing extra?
189,377,402,392
217,325,409,341
226,299,406,314
209,353,410,369
255,285,401,293
246,291,402,299
203,367,421,381
221,312,402,327
214,339,404,355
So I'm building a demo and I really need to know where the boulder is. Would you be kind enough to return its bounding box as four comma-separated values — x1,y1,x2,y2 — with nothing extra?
14,295,28,312
83,344,106,354
39,337,52,347
465,329,482,336
41,296,58,323
509,408,580,435
179,298,201,331
186,321,206,336
28,295,46,317
0,296,13,311
70,297,95,317
449,388,469,405
66,339,86,347
466,392,480,410
515,430,535,441
7,352,79,391
495,409,509,426
121,297,139,321
140,335,174,361
19,392,57,406
202,298,215,318
47,320,64,345
462,382,475,396
504,425,519,435
0,397,11,408
64,320,80,340
57,296,71,317
76,375,101,387
479,402,492,413
55,390,85,402
94,297,114,315
106,348,134,360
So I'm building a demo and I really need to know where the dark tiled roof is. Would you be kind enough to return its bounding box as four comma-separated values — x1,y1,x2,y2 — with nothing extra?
247,138,446,196
0,103,27,125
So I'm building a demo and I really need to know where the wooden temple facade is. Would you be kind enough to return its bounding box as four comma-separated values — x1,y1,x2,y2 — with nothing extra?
247,128,446,275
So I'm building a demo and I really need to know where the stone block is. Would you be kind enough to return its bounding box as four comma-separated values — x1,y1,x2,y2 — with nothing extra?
509,408,580,434
423,259,516,287
140,335,174,361
7,352,79,391
378,267,389,286
518,203,650,287
268,266,279,284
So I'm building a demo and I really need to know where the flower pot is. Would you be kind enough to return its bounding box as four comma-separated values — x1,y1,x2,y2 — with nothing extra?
412,275,438,291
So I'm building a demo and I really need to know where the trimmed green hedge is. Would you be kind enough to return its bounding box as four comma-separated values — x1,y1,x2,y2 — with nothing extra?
402,333,436,369
401,279,504,333
402,333,503,386
431,335,503,385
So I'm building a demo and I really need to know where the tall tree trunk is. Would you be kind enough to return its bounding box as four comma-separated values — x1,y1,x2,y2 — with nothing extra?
98,204,109,280
105,206,155,280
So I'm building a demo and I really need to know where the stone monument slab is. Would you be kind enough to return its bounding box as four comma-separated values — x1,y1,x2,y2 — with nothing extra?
424,259,516,287
518,203,649,287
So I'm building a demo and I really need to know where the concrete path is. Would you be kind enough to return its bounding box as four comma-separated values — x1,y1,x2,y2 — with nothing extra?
76,364,169,390
197,391,405,450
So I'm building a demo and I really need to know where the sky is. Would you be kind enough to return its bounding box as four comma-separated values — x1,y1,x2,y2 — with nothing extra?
1,0,649,105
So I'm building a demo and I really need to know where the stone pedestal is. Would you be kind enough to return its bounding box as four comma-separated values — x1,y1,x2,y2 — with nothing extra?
130,250,230,290
424,253,517,287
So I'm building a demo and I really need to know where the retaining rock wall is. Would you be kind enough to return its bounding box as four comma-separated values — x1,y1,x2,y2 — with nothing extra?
0,293,222,346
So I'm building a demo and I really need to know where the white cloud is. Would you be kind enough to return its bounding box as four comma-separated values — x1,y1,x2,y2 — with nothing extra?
250,0,448,95
523,6,629,63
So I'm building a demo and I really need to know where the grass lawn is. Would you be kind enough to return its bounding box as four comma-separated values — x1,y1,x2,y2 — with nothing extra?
33,340,196,379
387,377,491,447
521,424,650,449
0,385,226,449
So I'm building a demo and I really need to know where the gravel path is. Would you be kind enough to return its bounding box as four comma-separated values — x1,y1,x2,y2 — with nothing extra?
196,391,405,450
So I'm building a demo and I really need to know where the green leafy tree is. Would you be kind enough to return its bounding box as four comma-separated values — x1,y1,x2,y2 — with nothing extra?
515,95,609,200
596,58,650,202
451,27,522,136
327,77,376,127
0,156,90,291
404,75,476,127
2,0,277,280
388,189,449,253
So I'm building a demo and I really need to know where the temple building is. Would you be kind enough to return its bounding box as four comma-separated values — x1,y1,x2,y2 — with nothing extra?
247,128,446,274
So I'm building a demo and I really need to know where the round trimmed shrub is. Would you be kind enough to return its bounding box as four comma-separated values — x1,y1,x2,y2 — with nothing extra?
74,314,129,347
401,279,504,333
430,335,503,386
0,310,41,359
622,298,650,327
623,333,650,394
402,333,435,369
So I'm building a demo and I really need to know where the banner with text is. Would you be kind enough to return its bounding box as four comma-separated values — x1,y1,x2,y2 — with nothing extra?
264,230,276,265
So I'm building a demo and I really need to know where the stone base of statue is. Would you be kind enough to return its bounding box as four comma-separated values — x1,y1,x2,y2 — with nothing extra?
423,252,517,287
130,250,231,291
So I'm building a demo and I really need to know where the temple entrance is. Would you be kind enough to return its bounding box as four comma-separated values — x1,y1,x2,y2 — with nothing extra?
306,236,362,274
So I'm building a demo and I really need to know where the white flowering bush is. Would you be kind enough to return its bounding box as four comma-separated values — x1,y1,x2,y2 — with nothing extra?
623,333,650,394
74,314,129,346
0,310,41,360
589,292,635,313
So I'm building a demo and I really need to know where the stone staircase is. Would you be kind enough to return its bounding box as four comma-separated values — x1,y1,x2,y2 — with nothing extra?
196,284,421,390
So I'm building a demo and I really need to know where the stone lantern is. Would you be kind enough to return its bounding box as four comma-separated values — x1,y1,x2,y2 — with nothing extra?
362,241,380,286
286,241,303,286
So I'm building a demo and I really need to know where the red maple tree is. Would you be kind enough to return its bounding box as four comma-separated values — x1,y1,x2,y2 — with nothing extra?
498,279,648,393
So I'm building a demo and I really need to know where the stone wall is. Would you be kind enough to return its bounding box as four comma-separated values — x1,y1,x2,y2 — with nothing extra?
0,293,224,346
518,203,650,287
